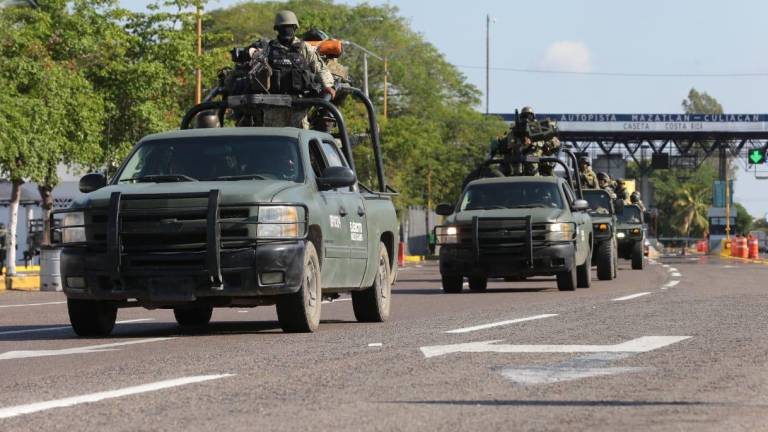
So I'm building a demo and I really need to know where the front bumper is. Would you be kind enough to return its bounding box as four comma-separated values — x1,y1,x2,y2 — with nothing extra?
61,241,306,304
439,242,575,277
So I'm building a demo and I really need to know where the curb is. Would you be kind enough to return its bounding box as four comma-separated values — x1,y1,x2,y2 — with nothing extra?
718,253,768,265
403,255,423,263
1,273,41,292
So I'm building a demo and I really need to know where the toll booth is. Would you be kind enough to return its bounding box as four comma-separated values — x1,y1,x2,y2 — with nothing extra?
708,207,736,253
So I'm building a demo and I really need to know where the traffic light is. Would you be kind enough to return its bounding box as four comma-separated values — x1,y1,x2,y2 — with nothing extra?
748,148,766,165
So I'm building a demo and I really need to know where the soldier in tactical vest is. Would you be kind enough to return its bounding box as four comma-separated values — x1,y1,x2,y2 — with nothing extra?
579,157,598,189
614,178,628,202
490,106,560,176
597,172,616,197
241,11,336,128
630,191,646,213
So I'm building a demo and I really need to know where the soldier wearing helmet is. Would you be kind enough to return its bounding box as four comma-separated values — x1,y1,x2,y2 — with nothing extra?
240,11,335,128
630,190,646,213
614,178,628,202
490,106,561,176
579,157,598,189
195,111,220,128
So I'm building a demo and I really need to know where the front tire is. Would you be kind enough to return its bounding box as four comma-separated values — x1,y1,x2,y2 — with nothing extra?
173,306,213,327
556,266,577,291
68,299,117,337
352,243,392,322
277,241,321,333
596,241,614,281
632,241,644,270
441,274,463,293
468,276,487,292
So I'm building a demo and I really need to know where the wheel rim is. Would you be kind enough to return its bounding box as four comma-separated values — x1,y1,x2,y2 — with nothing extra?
306,258,318,308
378,254,389,300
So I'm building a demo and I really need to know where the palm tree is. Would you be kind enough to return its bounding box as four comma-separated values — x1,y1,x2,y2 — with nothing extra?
672,185,710,238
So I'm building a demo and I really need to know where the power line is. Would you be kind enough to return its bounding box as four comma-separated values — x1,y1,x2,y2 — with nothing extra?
454,65,768,78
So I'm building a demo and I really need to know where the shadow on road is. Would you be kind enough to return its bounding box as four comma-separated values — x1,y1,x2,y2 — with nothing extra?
392,287,550,295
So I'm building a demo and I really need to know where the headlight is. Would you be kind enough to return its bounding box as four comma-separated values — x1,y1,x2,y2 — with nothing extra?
61,212,86,243
616,232,626,239
545,222,574,241
631,228,642,236
257,206,302,238
436,225,459,244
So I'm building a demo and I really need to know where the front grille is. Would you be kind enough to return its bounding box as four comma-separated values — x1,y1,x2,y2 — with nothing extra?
84,200,253,254
457,218,546,256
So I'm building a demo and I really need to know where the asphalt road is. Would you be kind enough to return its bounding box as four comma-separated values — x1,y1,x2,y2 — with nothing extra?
0,255,766,431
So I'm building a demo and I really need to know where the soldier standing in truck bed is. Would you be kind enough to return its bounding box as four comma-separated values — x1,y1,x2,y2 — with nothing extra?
490,106,560,176
579,157,598,189
241,11,336,128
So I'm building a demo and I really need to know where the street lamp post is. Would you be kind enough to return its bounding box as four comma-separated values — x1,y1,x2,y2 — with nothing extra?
194,1,203,104
342,40,385,115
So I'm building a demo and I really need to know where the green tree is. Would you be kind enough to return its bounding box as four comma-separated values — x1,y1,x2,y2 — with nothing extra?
682,88,724,114
734,202,753,235
671,184,709,238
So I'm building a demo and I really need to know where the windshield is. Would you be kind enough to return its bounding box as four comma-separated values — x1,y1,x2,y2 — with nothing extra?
116,135,304,183
618,206,643,224
583,190,613,215
460,182,564,211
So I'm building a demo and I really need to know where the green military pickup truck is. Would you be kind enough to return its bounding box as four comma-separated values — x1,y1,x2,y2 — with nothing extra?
616,204,645,270
582,189,619,280
435,169,594,292
55,91,398,337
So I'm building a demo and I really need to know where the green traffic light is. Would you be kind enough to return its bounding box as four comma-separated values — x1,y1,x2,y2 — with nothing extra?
748,149,765,164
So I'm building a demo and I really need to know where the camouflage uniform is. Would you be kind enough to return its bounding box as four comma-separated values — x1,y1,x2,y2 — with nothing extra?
538,136,561,176
580,165,598,189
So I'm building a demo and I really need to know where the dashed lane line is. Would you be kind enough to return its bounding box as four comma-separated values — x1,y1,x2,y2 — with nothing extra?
0,319,154,336
661,280,680,290
0,302,66,309
0,374,233,419
611,292,652,302
670,272,682,277
445,314,558,334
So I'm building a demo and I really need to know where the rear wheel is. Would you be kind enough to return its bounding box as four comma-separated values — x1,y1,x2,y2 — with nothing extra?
596,241,614,281
631,241,644,270
577,247,592,288
556,266,577,291
441,274,463,293
68,299,117,337
352,243,391,322
173,306,213,327
276,242,321,333
468,276,487,292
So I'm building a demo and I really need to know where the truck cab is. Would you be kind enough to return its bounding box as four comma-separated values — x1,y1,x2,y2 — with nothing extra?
616,204,645,269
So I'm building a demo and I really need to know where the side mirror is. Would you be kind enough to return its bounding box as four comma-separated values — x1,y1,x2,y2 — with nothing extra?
318,166,356,191
572,199,590,211
436,203,455,216
79,173,107,193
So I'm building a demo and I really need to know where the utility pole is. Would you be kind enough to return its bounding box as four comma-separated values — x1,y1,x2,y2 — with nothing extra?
725,153,731,241
194,1,203,104
362,53,369,98
485,14,490,115
383,58,388,120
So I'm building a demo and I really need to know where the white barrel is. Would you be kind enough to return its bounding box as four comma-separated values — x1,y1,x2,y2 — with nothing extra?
40,247,62,292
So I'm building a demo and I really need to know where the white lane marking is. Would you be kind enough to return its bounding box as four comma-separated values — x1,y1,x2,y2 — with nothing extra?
237,310,249,313
662,264,670,268
445,314,558,334
420,336,691,358
0,319,155,336
0,301,66,309
0,374,233,419
722,265,737,269
0,337,173,361
668,267,678,272
670,272,682,277
663,280,680,289
611,292,652,302
367,343,383,347
415,265,423,268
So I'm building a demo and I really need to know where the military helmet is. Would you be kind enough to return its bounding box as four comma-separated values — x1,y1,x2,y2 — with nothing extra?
303,28,329,42
520,106,535,120
274,10,299,29
630,191,641,203
579,156,590,166
195,111,220,129
597,172,609,181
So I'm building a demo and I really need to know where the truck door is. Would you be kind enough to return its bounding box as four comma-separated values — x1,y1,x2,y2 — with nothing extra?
309,139,349,288
320,140,368,288
563,182,590,264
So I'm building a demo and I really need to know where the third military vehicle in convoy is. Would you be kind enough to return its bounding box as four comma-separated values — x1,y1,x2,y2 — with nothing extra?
616,204,645,270
582,189,618,280
435,154,593,292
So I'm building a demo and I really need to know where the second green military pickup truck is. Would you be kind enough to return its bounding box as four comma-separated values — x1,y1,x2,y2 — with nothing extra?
55,91,399,337
435,171,594,292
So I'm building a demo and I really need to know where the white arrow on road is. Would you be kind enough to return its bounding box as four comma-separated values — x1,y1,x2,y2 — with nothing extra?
0,337,173,361
420,336,691,358
501,353,649,385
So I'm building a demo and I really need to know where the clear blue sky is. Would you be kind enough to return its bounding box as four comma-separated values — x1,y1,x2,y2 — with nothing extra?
121,0,768,219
